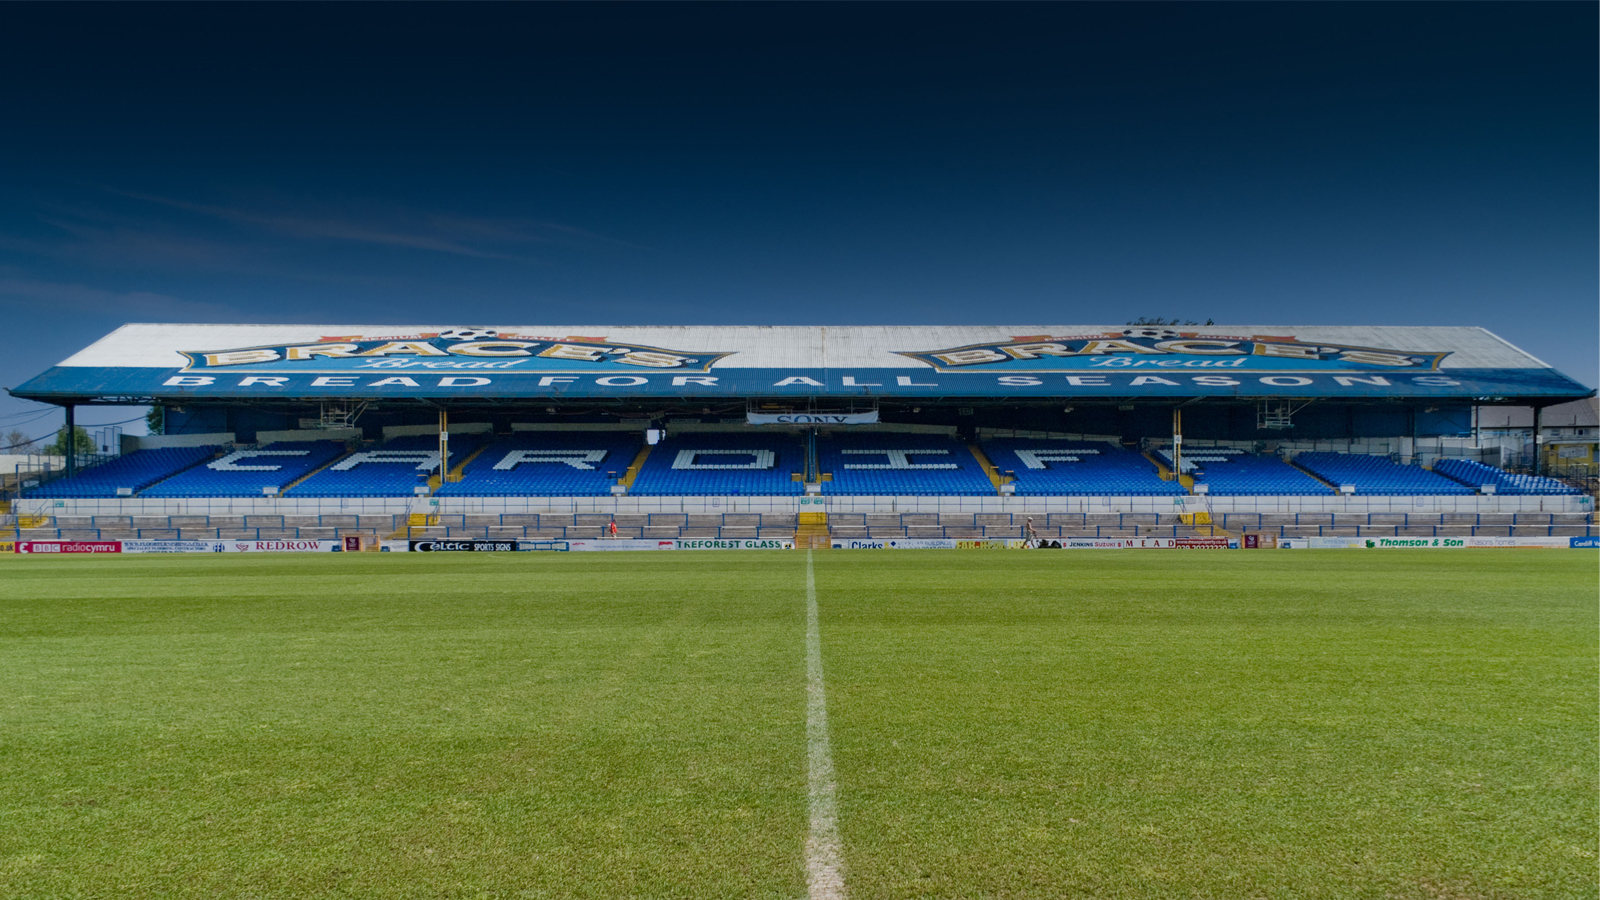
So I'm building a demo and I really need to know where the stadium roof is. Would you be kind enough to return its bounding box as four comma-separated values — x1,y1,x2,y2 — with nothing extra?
9,323,1594,406
1476,396,1599,430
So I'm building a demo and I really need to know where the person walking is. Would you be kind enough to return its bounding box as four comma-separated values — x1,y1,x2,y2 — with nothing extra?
1024,516,1040,548
608,516,619,539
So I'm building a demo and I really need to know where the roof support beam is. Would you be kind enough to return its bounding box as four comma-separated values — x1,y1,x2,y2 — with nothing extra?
64,404,76,479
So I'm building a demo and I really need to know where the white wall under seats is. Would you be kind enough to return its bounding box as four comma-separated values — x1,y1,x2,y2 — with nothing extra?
18,492,1593,519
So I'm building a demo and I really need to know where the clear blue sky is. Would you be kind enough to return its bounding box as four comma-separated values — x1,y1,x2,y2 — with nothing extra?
1,4,1594,442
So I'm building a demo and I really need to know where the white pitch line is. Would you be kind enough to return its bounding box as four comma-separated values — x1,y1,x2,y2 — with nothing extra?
805,550,847,900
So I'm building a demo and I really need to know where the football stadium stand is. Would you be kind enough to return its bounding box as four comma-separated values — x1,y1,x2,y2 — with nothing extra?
983,440,1185,496
818,433,995,496
1292,452,1474,496
8,325,1593,529
1431,458,1582,495
288,434,487,497
1152,447,1332,496
435,433,643,497
142,442,348,498
25,446,217,498
628,433,805,496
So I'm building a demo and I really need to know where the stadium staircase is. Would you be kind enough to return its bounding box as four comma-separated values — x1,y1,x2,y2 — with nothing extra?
968,442,1007,494
795,510,830,549
619,444,651,490
428,441,492,492
1144,450,1197,492
387,512,440,541
279,447,352,495
1287,457,1340,492
1177,507,1234,538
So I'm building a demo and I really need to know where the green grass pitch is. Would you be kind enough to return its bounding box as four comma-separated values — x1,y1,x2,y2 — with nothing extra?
0,549,1594,899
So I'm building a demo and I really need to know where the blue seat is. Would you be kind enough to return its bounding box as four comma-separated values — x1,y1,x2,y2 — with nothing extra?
289,434,488,497
1152,447,1332,496
818,434,995,496
629,433,805,496
1432,458,1579,495
142,441,347,497
436,433,643,497
983,440,1186,496
28,447,217,498
1293,452,1473,495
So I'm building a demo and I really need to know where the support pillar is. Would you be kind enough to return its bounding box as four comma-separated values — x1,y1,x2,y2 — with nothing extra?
1533,405,1543,476
438,407,452,485
64,404,76,479
1172,408,1182,480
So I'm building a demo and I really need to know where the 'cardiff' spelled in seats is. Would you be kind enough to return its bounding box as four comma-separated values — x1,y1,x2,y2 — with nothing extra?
629,433,804,495
143,442,348,497
436,433,643,496
289,434,487,497
28,447,217,498
984,440,1185,496
1152,447,1331,496
818,434,994,495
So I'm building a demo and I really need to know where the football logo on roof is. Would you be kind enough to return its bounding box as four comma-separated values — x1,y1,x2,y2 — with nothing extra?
179,331,733,374
897,332,1452,372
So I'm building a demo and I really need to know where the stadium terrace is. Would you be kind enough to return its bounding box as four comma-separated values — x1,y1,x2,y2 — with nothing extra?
6,324,1594,548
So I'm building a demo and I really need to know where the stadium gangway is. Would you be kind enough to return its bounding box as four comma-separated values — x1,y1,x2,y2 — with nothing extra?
1254,524,1596,538
1223,512,1593,530
16,522,1596,542
45,509,1594,532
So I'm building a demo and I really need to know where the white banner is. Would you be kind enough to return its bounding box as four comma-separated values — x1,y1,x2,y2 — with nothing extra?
561,539,794,551
831,538,958,550
1464,536,1572,548
746,411,879,425
566,539,677,552
1055,538,1238,549
1077,537,1180,549
121,540,229,554
121,539,342,553
1306,535,1575,549
673,538,794,550
1064,538,1188,549
228,539,343,553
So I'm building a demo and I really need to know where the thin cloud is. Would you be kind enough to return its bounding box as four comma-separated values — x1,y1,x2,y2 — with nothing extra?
0,277,237,318
424,213,653,252
108,189,579,259
0,207,414,288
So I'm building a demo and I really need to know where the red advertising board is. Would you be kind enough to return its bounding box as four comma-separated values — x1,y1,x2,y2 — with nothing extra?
16,541,122,554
